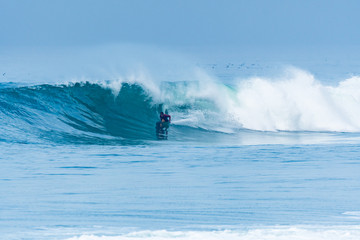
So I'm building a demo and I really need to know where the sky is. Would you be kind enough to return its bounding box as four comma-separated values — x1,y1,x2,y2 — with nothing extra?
1,0,360,48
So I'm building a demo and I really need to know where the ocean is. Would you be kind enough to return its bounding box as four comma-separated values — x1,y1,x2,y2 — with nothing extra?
1,47,360,239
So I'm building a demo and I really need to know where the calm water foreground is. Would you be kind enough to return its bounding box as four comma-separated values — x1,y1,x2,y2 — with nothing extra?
1,135,360,239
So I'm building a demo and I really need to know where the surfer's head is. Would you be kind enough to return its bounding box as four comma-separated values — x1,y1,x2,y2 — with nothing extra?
160,112,164,116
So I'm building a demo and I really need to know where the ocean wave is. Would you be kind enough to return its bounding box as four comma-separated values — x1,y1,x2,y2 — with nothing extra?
0,82,160,144
161,68,360,133
1,68,360,144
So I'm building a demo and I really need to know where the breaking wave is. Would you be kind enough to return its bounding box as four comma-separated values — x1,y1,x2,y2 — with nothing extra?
1,68,360,144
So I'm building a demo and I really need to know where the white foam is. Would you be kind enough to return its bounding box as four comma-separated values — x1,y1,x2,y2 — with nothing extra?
232,69,360,132
164,67,360,132
66,226,360,240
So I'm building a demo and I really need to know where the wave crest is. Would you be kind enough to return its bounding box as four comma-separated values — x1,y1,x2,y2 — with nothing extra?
2,68,360,144
0,82,159,144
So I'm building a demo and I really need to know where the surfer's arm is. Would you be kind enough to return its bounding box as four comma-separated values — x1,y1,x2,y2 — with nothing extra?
164,114,171,122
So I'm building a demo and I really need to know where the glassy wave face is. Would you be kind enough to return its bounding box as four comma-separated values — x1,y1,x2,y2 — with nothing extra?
2,68,360,145
0,82,159,144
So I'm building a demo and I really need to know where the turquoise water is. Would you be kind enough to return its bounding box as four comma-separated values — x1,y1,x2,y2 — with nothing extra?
1,59,360,239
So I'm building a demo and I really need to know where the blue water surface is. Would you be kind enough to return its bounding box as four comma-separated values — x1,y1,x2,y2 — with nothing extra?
1,138,360,239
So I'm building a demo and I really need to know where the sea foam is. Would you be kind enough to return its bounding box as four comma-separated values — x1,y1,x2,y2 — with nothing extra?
67,226,360,240
158,67,360,132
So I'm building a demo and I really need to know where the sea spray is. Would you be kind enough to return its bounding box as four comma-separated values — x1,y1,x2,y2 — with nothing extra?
232,68,360,131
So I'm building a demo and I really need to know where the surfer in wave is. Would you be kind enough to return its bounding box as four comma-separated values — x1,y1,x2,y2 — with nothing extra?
156,110,171,139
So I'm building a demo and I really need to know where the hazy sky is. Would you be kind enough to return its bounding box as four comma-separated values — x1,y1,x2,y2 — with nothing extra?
1,0,359,48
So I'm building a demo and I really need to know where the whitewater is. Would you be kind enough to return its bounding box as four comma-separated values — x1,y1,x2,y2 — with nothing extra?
1,47,360,239
3,68,360,142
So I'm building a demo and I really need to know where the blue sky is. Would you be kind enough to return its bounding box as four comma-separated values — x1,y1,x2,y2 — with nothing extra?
1,0,359,48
